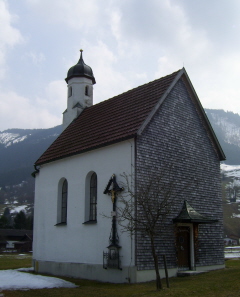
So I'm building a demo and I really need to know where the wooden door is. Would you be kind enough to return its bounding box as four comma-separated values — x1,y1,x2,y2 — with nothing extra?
176,226,191,270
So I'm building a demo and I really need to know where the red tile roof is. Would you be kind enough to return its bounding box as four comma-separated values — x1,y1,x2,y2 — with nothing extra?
35,70,182,165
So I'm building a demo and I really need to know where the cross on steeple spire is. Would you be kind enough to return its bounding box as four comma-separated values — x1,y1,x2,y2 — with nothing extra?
79,49,83,60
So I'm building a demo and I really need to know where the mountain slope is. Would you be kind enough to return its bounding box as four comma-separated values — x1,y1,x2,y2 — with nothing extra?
2,108,240,188
1,109,240,239
205,109,240,164
0,126,61,187
0,126,62,217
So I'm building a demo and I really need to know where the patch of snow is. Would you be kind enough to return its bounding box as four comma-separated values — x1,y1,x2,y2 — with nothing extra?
0,270,77,290
225,252,240,259
0,132,28,148
5,142,12,147
221,164,240,178
0,133,19,145
13,181,27,188
15,254,32,259
17,267,34,272
10,205,27,214
225,246,240,258
12,135,27,144
221,164,240,171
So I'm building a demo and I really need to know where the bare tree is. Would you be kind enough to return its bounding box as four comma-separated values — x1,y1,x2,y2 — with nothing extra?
117,169,196,290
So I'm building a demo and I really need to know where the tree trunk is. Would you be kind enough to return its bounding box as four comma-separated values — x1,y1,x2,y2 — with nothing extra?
150,235,163,290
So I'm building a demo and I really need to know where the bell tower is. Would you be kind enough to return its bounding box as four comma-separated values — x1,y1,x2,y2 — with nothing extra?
62,50,96,130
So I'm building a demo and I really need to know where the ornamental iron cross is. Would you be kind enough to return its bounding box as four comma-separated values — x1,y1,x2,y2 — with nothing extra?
103,174,124,204
103,174,124,247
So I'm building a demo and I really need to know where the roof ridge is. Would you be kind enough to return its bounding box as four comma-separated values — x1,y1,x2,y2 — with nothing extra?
90,69,182,109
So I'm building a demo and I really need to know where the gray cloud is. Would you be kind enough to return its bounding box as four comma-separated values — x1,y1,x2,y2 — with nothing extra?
0,0,240,130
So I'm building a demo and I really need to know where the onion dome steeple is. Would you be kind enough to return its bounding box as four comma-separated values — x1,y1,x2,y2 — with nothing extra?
62,49,95,131
65,49,96,84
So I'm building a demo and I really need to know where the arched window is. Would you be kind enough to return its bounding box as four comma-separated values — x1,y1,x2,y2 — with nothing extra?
85,85,89,96
84,172,97,223
89,173,97,221
68,86,72,97
61,179,68,223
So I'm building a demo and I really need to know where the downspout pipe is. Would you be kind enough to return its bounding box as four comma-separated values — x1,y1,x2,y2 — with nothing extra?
31,164,40,178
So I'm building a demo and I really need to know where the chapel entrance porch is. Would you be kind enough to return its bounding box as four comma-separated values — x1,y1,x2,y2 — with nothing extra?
173,200,218,273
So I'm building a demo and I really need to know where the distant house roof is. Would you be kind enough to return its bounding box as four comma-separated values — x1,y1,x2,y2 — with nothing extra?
0,229,33,240
35,68,225,166
0,235,7,244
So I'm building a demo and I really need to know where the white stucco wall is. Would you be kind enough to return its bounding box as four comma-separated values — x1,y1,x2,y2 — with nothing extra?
67,77,93,109
33,139,135,269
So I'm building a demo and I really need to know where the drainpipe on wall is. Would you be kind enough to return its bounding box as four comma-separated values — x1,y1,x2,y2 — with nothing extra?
31,165,40,178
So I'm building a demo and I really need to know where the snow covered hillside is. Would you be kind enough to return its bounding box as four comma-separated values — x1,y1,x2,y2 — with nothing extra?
206,109,240,164
0,132,28,148
221,164,240,203
0,126,61,223
0,127,61,148
209,112,240,147
222,164,240,179
221,163,240,237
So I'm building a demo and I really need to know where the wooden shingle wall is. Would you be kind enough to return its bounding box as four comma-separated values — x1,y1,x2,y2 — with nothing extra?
135,78,224,270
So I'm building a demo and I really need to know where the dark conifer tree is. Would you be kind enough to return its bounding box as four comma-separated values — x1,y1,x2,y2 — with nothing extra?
14,211,27,229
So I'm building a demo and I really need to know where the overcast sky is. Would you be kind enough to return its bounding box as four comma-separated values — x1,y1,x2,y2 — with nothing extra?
0,0,240,131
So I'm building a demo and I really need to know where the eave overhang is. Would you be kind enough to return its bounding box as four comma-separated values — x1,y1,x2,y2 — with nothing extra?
35,134,135,166
181,69,226,161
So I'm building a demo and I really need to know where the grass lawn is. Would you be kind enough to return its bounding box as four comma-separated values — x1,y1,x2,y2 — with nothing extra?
1,255,240,296
0,253,32,270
